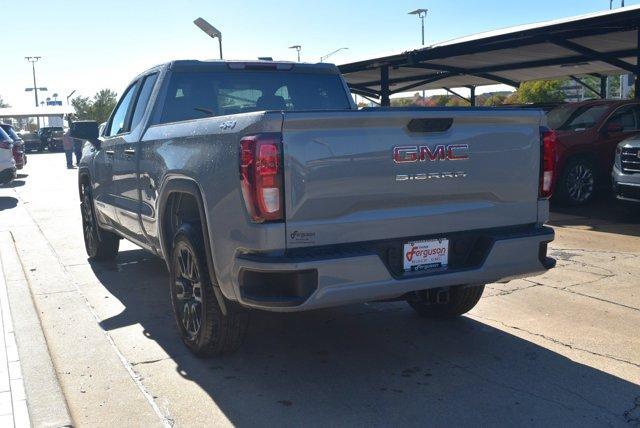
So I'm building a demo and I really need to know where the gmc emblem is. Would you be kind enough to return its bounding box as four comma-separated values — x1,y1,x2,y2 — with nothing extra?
393,144,469,163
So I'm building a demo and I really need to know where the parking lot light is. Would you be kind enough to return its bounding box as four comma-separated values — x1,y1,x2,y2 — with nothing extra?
408,8,428,46
289,45,302,62
194,17,223,60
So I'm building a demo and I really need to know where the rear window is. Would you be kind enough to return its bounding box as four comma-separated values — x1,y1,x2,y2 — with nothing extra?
160,70,351,124
0,128,10,142
547,104,609,131
0,125,19,141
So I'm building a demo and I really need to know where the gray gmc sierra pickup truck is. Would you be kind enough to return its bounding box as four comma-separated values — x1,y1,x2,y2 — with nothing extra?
72,59,556,356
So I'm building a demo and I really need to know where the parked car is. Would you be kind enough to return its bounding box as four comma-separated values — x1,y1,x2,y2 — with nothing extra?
0,124,26,170
612,136,640,204
37,127,64,151
72,60,555,356
546,99,640,205
0,127,16,185
21,130,44,152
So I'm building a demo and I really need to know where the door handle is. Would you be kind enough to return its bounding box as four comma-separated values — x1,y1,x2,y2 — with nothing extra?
105,150,115,156
124,148,136,157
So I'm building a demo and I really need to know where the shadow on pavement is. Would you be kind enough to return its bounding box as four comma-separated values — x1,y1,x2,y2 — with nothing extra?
92,249,639,426
0,180,25,189
550,194,640,237
0,197,18,211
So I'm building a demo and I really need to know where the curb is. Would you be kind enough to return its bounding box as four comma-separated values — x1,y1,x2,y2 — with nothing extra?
0,232,73,428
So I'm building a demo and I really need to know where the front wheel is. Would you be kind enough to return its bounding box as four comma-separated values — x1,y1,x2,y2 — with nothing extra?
170,223,249,356
555,158,597,206
407,284,485,319
80,183,119,261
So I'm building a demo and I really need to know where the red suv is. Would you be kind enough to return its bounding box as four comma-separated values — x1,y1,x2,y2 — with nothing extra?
0,124,26,171
547,100,640,205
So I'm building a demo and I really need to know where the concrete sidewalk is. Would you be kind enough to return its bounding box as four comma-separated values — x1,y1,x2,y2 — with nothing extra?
0,231,72,428
0,242,29,427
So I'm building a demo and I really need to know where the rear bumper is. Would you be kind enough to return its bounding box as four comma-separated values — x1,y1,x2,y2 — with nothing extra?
24,141,42,151
231,225,555,312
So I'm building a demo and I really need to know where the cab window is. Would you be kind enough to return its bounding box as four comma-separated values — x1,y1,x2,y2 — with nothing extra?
107,83,138,137
606,105,640,131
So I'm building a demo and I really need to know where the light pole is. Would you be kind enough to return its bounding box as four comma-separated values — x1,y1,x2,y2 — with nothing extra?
408,9,428,46
66,90,76,106
320,47,348,63
289,45,302,62
409,9,429,100
25,56,48,127
194,17,223,59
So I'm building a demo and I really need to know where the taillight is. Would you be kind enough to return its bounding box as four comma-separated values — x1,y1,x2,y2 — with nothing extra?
239,133,284,223
0,140,12,150
539,128,557,199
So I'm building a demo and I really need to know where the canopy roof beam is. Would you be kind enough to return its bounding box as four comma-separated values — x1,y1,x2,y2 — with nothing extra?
404,64,519,87
570,75,604,98
444,87,470,103
549,38,636,73
353,47,639,89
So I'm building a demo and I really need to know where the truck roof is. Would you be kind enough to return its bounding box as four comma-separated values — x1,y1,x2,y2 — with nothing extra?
141,59,340,78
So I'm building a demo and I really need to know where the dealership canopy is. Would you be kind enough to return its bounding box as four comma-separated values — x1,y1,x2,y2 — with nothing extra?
339,6,640,105
0,105,75,119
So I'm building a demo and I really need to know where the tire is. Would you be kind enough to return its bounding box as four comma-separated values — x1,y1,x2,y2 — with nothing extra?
170,223,248,356
555,157,597,206
80,183,119,261
407,284,485,319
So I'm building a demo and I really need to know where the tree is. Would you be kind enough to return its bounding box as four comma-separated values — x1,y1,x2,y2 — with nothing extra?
71,96,92,120
71,89,118,124
483,93,507,106
91,89,118,124
516,80,565,103
0,96,9,108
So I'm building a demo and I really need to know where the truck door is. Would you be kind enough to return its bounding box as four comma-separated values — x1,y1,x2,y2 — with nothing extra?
94,82,139,231
112,73,158,242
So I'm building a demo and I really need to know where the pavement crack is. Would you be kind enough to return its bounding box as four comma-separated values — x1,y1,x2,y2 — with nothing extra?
470,314,640,369
557,287,640,313
131,357,171,366
624,396,640,425
483,283,539,298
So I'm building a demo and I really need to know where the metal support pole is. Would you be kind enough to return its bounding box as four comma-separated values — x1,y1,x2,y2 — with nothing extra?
218,38,223,60
380,66,391,107
636,27,640,99
469,86,476,106
421,14,425,46
600,76,607,99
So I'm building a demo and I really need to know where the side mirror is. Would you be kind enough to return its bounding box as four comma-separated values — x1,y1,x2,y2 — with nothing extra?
604,123,624,134
70,120,99,140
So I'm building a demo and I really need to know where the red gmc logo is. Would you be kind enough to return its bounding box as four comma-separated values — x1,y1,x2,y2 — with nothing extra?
393,144,469,163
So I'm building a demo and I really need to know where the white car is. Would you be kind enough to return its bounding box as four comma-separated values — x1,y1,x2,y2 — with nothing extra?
0,127,16,185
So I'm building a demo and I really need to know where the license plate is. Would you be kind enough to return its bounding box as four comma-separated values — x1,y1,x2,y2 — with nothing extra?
403,238,449,272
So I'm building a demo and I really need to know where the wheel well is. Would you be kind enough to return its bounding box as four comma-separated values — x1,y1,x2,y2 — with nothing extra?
163,192,202,254
559,152,599,178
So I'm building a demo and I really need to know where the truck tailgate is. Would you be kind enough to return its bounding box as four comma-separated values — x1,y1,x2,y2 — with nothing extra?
282,109,543,248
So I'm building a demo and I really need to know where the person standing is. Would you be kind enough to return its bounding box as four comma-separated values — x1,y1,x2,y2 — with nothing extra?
62,129,74,169
73,137,83,166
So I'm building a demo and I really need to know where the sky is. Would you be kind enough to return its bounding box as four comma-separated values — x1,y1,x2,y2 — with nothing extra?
1,0,637,108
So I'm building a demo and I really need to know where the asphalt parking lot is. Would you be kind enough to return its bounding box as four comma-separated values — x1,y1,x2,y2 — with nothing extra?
0,152,639,427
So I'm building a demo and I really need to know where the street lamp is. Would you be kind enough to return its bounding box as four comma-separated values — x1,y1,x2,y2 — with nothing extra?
408,8,428,46
25,56,44,107
319,47,349,63
66,90,76,106
289,45,302,62
194,17,223,59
